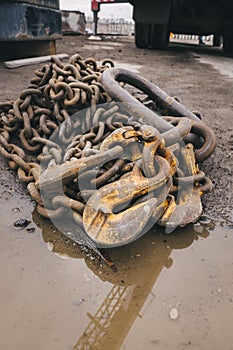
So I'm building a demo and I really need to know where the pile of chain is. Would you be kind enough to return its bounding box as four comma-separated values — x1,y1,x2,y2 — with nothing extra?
0,54,215,251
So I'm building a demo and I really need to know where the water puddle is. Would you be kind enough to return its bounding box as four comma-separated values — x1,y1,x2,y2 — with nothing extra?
1,194,233,350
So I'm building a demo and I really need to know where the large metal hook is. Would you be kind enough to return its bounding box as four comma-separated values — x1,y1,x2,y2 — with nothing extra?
83,158,171,248
158,144,212,231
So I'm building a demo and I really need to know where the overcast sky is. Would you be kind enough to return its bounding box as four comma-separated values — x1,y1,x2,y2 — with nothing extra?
59,0,133,19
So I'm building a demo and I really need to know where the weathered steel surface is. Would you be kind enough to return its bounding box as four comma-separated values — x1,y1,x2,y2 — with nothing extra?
0,2,61,41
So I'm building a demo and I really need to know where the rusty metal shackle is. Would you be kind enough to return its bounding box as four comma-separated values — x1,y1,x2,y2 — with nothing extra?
101,68,202,132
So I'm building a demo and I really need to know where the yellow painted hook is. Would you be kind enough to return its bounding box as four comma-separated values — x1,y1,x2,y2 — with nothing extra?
83,157,171,247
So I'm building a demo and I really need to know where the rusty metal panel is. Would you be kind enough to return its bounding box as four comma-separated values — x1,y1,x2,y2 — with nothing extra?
0,2,61,41
62,10,86,35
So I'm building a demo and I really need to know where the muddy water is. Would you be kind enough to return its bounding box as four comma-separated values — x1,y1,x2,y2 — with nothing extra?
1,189,233,350
1,35,233,350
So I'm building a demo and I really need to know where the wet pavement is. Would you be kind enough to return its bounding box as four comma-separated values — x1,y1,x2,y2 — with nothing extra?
0,35,233,350
1,189,233,350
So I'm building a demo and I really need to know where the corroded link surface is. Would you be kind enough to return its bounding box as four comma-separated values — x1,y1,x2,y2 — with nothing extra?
0,53,216,253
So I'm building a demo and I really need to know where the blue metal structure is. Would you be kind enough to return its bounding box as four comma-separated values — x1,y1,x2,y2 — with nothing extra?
0,0,62,59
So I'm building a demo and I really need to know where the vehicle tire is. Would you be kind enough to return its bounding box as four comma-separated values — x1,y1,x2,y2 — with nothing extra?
223,31,233,53
150,24,169,49
213,35,221,47
135,23,150,49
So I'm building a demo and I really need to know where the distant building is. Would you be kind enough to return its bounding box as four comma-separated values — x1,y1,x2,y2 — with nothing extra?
86,17,134,36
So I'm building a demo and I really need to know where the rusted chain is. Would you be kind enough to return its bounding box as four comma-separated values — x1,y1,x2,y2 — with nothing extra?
0,53,216,251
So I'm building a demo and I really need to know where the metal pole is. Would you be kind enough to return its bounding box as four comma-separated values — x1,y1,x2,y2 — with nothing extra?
93,10,98,35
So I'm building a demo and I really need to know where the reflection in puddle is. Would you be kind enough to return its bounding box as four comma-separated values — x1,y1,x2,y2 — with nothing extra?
47,242,71,260
32,209,211,350
2,195,232,350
